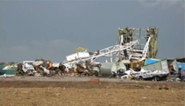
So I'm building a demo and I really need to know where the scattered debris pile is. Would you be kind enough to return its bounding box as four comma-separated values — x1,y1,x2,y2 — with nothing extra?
2,26,184,82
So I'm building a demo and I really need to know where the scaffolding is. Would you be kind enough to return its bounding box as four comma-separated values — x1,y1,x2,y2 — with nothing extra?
118,27,158,59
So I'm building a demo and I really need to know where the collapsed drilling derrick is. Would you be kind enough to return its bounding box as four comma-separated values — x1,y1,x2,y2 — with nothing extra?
117,27,158,61
60,26,160,77
63,26,159,71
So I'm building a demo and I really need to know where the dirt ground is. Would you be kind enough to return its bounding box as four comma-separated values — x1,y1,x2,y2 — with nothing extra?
0,80,184,106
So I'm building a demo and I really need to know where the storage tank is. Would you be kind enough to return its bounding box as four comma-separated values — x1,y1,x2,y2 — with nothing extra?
99,62,114,76
94,60,127,76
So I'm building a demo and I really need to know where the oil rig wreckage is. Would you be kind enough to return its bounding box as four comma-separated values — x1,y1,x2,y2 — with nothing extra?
6,26,182,81
64,27,158,64
60,27,162,80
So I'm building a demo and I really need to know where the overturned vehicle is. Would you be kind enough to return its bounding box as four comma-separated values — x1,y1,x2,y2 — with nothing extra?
121,68,169,81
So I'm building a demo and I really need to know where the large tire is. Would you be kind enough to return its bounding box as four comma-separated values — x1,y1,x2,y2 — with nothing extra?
154,76,160,81
139,76,143,81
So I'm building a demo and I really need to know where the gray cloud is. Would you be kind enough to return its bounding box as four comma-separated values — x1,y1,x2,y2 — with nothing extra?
0,1,184,62
137,0,184,8
10,45,30,53
2,39,79,62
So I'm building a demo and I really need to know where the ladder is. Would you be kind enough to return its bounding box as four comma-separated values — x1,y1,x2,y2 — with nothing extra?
128,37,151,61
89,40,139,62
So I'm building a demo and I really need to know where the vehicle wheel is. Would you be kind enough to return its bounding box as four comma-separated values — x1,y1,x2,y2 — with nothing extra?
139,76,143,81
155,76,160,81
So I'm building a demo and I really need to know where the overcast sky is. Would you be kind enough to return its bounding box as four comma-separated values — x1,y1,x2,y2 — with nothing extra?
0,0,184,62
